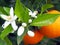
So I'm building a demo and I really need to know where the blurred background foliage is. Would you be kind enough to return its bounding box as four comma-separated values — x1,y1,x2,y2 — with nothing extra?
0,0,60,11
0,0,60,45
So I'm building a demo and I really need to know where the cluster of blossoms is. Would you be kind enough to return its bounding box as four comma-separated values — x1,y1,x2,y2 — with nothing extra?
0,7,38,37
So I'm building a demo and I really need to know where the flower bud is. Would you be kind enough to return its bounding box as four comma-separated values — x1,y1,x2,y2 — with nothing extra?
28,19,32,23
17,26,24,36
22,23,27,27
27,30,35,37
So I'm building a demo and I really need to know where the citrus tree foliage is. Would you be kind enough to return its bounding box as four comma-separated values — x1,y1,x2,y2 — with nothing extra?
0,0,60,45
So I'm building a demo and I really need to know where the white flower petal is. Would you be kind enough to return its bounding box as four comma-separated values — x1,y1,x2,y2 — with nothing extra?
29,12,33,15
11,21,18,31
30,11,38,17
33,11,38,16
32,13,36,16
13,15,17,20
27,31,35,37
34,16,37,18
28,9,33,15
0,14,8,20
31,15,37,18
31,15,35,17
2,21,10,28
17,26,24,36
10,7,14,17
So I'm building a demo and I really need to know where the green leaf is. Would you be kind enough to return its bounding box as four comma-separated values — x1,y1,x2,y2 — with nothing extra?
0,6,8,15
3,7,10,15
0,39,6,45
0,37,12,45
41,4,53,13
0,25,3,34
15,0,29,23
17,28,28,45
31,14,60,26
4,37,12,45
0,25,13,40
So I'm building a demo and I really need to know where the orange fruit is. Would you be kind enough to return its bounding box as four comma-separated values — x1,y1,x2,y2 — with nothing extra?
23,30,44,44
39,10,60,38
